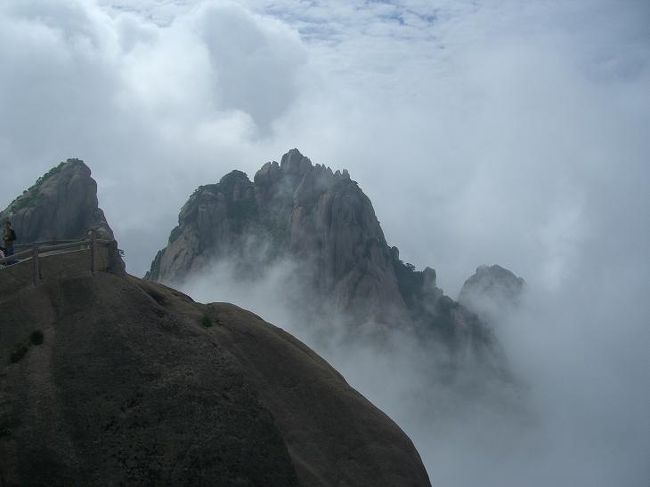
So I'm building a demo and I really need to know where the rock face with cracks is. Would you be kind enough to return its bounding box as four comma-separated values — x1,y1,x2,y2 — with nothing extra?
0,268,431,486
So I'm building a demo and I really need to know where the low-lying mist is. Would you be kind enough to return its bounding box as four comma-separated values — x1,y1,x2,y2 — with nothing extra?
176,253,649,486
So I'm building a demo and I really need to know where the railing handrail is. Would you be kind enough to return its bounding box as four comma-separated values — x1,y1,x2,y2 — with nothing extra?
15,239,80,248
0,236,114,267
14,238,113,248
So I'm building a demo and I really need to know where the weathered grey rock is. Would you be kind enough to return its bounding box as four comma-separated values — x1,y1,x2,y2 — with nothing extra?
147,149,495,351
459,264,526,324
0,159,114,244
148,150,404,324
0,271,431,486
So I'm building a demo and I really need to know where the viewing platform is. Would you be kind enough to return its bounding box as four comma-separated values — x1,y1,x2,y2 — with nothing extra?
0,232,124,296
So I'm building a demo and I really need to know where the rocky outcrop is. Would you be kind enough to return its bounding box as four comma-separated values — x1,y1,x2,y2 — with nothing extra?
459,265,526,324
0,271,431,486
0,159,115,244
147,149,495,350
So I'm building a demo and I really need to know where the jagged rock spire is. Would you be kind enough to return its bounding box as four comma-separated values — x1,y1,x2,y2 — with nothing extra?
0,158,115,243
146,150,499,356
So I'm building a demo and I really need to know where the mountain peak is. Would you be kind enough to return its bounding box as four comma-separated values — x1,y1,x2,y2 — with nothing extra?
463,265,526,295
459,264,526,323
0,158,115,243
147,151,502,360
63,157,89,169
280,148,313,175
219,169,250,184
217,169,253,196
254,150,352,189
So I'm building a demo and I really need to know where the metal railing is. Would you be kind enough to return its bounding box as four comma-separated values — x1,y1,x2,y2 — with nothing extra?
0,230,116,286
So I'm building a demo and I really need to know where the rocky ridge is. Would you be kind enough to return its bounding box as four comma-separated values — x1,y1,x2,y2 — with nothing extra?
147,149,497,353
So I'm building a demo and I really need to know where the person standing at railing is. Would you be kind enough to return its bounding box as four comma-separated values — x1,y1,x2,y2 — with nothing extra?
3,220,16,258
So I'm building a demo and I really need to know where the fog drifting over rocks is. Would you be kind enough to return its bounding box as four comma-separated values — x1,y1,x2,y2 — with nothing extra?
1,0,649,485
179,247,648,486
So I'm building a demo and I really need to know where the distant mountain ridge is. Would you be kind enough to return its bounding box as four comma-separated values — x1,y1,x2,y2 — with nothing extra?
147,149,499,359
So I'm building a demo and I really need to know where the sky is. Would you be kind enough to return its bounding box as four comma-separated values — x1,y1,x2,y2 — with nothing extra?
0,1,649,485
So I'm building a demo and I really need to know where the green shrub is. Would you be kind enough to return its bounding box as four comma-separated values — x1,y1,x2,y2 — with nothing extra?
30,330,44,345
201,315,213,328
168,225,183,243
9,161,67,213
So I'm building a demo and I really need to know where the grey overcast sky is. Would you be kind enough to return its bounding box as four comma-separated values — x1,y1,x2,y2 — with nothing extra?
0,0,647,294
1,1,649,485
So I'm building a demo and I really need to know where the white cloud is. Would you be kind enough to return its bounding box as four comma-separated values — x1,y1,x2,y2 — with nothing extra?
0,0,309,269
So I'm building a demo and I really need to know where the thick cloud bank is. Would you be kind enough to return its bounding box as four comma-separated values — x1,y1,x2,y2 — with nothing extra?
1,1,649,485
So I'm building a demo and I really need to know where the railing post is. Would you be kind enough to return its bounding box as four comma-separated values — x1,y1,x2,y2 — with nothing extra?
89,230,96,275
32,246,40,286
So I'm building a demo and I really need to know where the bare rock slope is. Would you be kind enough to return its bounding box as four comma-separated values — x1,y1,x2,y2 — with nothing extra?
0,269,431,486
0,159,114,243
